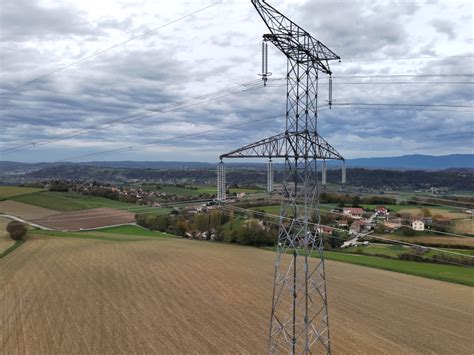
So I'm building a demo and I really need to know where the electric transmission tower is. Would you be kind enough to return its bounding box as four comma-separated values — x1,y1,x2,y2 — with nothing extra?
218,1,345,353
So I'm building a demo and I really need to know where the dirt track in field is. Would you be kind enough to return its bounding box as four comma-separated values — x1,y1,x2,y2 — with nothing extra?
0,201,56,220
1,236,473,354
30,208,135,231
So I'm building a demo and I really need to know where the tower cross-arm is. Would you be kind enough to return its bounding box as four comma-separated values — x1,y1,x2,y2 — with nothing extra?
251,0,340,74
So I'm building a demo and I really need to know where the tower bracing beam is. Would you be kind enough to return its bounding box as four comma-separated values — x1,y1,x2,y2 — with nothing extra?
220,1,344,353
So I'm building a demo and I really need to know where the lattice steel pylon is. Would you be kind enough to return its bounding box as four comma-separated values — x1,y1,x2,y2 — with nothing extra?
219,1,344,353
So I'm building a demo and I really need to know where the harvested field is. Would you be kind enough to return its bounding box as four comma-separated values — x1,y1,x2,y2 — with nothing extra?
31,208,136,231
455,219,474,235
0,200,57,220
1,235,472,354
381,234,474,247
397,207,466,220
0,217,15,255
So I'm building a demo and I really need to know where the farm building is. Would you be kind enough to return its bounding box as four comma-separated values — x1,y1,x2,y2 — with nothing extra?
374,206,389,216
412,220,425,231
316,225,333,235
343,207,364,219
337,219,349,227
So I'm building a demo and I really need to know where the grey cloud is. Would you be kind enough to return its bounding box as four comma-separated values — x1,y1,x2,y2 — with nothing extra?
430,19,456,40
298,1,419,58
0,0,101,41
1,0,471,162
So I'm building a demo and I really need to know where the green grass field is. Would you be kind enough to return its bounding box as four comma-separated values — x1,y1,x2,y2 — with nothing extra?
340,244,405,258
142,184,263,196
250,203,340,217
0,186,45,199
263,247,474,286
322,251,474,286
341,244,474,262
11,191,134,211
93,225,171,237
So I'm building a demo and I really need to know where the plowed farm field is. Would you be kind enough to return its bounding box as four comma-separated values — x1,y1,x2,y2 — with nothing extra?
1,235,472,354
30,208,136,231
0,200,56,220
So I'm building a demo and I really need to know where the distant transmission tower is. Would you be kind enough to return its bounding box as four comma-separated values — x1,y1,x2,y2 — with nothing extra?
218,1,345,353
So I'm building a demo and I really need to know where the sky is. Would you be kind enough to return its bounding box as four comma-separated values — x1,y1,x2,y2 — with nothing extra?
0,0,473,163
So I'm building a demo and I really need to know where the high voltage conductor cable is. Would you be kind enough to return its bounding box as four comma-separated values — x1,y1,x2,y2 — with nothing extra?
38,202,472,262
54,113,282,162
0,79,264,155
331,106,473,113
329,81,474,85
220,206,473,262
335,102,474,109
333,74,474,78
340,53,474,62
323,186,474,211
231,198,474,239
218,207,472,265
0,1,222,96
325,186,474,211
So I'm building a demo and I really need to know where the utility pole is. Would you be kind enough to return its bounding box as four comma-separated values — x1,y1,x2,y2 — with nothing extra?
219,1,344,353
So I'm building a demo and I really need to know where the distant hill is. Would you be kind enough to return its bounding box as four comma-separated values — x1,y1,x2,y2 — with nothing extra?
0,154,472,172
343,154,474,170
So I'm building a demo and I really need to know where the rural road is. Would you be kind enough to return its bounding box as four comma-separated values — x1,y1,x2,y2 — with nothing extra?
0,213,52,230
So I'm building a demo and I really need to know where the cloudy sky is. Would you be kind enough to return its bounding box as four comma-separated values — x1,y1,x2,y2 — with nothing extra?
0,0,472,163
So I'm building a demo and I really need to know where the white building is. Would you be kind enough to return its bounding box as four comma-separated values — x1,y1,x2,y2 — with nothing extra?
412,220,425,231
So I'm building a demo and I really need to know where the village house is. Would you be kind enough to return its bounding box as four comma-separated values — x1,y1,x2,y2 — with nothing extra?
316,225,333,235
343,207,364,219
337,219,349,228
412,220,425,231
374,206,389,216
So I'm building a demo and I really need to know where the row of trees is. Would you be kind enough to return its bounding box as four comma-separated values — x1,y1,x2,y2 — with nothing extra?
136,210,277,247
319,192,397,207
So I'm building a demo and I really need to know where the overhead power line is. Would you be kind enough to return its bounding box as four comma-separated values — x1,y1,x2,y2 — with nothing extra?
55,112,284,162
333,73,474,78
0,79,264,155
340,53,474,62
0,1,222,96
335,102,474,109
